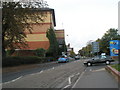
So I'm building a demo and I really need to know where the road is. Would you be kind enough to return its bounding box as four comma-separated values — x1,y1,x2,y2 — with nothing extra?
2,59,119,89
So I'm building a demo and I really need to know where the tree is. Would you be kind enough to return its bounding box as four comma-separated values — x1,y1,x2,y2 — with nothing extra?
58,41,67,55
70,50,75,58
46,28,59,57
2,1,48,57
99,28,120,55
78,47,87,57
79,28,120,57
79,41,93,57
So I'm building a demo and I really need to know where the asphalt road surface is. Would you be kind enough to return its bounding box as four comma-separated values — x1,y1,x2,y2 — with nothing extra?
2,59,119,89
2,60,85,88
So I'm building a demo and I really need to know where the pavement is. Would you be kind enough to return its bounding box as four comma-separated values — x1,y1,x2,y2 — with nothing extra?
72,64,120,88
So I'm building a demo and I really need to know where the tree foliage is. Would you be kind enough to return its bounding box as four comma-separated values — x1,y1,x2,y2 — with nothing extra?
98,28,120,55
70,50,75,58
46,28,59,57
2,1,48,57
79,28,120,56
58,41,67,55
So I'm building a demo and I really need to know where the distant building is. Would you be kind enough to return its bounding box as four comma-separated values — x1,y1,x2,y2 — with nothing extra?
67,43,74,56
55,29,65,47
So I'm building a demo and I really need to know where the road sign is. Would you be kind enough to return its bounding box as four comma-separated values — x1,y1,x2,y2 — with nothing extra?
92,42,99,53
109,40,120,56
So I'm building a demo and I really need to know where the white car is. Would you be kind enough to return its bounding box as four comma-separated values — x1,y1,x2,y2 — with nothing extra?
75,55,80,60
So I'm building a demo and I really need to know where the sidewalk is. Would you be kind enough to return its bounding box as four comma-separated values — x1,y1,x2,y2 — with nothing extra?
72,65,119,88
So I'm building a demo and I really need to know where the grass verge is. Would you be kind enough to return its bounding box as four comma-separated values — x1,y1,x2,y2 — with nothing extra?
111,64,120,72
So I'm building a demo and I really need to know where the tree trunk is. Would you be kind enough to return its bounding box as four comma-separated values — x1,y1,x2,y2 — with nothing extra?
2,33,6,58
2,46,6,58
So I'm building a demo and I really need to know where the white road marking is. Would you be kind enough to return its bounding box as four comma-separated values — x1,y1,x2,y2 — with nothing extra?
92,68,105,72
68,75,74,85
90,69,92,71
70,75,74,78
52,67,55,69
30,70,43,76
11,76,22,82
72,71,85,88
62,74,75,89
76,73,80,76
36,70,43,74
63,85,71,89
4,76,23,84
68,77,71,85
40,70,43,73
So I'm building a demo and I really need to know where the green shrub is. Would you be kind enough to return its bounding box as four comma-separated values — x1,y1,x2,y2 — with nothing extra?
35,48,46,57
6,50,15,56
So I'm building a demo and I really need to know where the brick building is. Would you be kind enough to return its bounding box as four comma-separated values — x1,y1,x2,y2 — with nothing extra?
13,8,56,56
55,29,65,48
24,8,56,50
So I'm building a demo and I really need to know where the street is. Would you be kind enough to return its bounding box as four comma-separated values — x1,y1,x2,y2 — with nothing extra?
2,59,119,89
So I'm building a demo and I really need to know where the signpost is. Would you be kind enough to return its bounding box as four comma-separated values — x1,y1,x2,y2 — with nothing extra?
92,42,99,53
92,42,99,56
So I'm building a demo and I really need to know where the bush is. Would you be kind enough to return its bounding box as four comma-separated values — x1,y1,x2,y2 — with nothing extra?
2,56,57,67
6,49,15,56
35,48,46,57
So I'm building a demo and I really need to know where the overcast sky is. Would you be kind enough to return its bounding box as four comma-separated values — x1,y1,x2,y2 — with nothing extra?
46,0,119,53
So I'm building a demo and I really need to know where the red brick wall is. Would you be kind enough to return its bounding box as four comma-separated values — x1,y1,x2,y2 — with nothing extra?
12,50,35,56
20,41,50,50
24,23,51,34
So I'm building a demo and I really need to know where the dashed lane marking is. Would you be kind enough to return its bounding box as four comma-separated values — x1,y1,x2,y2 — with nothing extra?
72,71,85,88
30,70,43,76
63,85,71,89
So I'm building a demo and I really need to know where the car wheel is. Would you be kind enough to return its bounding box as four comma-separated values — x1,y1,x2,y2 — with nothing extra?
87,62,92,66
106,61,110,65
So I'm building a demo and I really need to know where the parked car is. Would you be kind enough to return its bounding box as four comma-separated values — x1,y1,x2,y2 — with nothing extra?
75,55,80,60
58,55,69,63
84,56,114,66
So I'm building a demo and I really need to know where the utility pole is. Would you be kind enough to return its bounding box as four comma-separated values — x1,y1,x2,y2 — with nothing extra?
118,1,120,64
118,49,120,64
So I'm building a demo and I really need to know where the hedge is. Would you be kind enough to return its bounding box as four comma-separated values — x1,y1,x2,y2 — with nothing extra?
2,56,57,67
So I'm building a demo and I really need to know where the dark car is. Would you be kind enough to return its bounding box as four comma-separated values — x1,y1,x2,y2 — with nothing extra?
84,56,114,66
